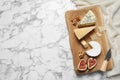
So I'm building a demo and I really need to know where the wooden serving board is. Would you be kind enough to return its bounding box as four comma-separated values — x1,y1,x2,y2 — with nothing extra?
65,6,113,74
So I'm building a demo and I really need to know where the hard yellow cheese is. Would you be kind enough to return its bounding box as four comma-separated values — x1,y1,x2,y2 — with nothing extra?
74,26,95,40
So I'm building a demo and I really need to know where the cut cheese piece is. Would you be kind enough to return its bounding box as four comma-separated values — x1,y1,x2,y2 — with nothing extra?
86,41,101,57
81,40,89,48
90,34,98,40
98,26,106,32
74,26,95,40
78,10,96,27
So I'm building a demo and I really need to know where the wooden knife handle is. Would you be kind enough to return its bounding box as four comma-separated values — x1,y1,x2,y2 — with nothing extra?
100,60,108,72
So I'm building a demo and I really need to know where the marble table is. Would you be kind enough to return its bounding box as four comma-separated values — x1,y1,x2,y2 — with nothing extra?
0,0,119,80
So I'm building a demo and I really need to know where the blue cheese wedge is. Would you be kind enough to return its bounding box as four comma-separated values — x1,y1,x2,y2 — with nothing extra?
78,10,96,27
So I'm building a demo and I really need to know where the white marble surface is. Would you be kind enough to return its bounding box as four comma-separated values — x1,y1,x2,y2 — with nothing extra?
0,0,118,80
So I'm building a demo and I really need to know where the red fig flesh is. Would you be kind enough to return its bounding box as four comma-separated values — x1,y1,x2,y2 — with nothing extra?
88,58,97,70
78,59,87,71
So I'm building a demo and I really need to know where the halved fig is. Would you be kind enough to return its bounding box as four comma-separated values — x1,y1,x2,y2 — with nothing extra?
88,58,97,70
77,59,87,71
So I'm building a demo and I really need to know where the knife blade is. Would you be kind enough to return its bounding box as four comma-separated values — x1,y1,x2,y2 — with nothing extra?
105,49,111,61
100,49,111,72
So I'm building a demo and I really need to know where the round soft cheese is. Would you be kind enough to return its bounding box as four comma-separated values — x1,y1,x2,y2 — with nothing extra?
86,41,101,57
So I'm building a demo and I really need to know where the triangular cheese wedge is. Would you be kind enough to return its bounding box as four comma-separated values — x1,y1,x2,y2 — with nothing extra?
78,10,96,27
74,26,95,40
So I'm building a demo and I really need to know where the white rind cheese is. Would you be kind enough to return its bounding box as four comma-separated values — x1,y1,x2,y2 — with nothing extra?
86,41,101,57
79,10,96,27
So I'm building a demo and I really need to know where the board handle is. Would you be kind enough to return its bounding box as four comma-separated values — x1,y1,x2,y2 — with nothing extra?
100,60,108,72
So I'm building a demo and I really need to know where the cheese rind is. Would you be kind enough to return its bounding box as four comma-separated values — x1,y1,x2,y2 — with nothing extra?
74,26,95,40
78,10,96,27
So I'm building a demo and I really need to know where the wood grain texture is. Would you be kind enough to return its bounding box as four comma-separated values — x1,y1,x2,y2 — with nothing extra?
65,6,113,74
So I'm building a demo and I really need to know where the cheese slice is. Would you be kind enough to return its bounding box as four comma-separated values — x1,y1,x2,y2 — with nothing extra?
74,26,95,40
81,40,89,48
78,10,96,27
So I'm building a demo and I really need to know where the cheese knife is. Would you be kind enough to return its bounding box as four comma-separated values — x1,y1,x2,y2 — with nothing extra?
100,49,111,72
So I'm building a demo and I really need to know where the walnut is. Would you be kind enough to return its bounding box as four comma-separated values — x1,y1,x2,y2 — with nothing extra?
71,16,80,26
78,51,84,59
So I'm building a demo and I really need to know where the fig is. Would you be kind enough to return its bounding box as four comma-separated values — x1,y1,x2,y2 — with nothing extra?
77,59,87,71
88,58,97,70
